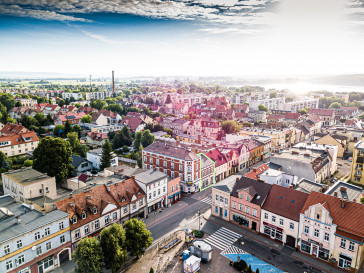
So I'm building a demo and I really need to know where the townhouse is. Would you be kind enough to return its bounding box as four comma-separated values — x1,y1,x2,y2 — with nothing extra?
142,142,201,193
312,133,348,158
0,131,39,157
261,185,309,248
298,191,364,271
0,195,71,273
308,109,336,127
187,118,224,140
54,112,85,126
350,140,364,185
167,176,181,206
120,112,146,133
211,178,237,222
162,118,189,135
197,153,215,190
205,148,228,182
240,128,286,152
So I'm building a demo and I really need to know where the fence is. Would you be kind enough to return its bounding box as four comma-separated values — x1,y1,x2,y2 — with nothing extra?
118,157,137,164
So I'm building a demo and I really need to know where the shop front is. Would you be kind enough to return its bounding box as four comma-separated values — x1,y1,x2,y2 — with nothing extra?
232,213,249,228
338,253,352,270
263,222,283,241
300,239,330,262
168,191,181,206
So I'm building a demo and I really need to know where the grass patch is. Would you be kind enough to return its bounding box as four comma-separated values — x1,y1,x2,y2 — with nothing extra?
192,230,204,238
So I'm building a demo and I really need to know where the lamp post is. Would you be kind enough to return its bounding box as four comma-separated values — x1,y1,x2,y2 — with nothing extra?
198,210,201,233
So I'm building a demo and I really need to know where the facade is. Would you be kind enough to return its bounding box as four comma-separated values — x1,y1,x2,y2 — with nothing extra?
240,128,286,152
167,177,181,206
0,195,71,273
248,110,267,123
212,185,234,222
258,169,298,187
86,91,113,100
162,118,189,135
71,155,93,174
298,191,364,271
142,142,201,193
54,112,85,126
0,131,39,157
86,132,108,147
350,140,364,185
86,148,118,170
62,92,84,100
283,97,319,112
230,177,272,232
260,185,309,248
308,109,336,127
134,169,169,214
197,153,215,190
250,97,285,111
313,134,347,158
205,148,228,182
187,118,224,140
2,168,57,203
15,98,38,108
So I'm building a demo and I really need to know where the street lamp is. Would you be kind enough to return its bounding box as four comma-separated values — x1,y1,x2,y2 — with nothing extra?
198,210,201,233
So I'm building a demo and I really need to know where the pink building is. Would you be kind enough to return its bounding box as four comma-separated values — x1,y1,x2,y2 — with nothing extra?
167,177,181,206
186,118,224,140
230,177,272,232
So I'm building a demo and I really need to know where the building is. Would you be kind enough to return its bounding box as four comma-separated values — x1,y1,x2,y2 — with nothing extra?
312,133,348,158
187,118,224,140
0,195,71,273
261,185,309,248
283,97,319,112
258,168,298,187
134,169,169,214
162,118,189,135
15,98,38,108
298,191,364,271
350,140,364,185
86,148,118,170
62,92,84,101
86,132,108,147
120,113,146,133
2,168,57,203
294,178,325,194
230,177,272,232
211,177,238,222
197,153,215,190
205,148,228,182
142,142,200,193
248,110,267,123
240,128,286,152
71,155,93,175
0,131,39,157
325,181,363,202
308,109,336,127
249,97,285,111
54,112,85,126
167,176,181,206
86,91,113,100
0,123,29,135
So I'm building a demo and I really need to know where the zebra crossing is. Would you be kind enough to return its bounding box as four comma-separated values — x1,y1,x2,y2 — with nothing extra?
200,195,212,205
204,227,242,251
221,245,247,255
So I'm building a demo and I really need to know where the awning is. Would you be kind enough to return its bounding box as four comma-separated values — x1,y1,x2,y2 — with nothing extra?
169,191,181,198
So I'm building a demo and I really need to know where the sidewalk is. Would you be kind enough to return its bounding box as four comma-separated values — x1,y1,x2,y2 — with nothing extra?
203,210,344,273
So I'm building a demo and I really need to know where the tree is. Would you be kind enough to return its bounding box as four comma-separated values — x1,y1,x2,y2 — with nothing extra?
73,124,82,137
67,132,80,151
81,114,92,123
149,268,154,273
0,93,15,111
23,159,33,167
100,223,127,273
72,237,104,273
298,108,308,115
100,140,113,170
53,124,64,136
165,94,172,104
221,120,241,134
122,145,129,154
33,137,74,183
75,144,89,158
124,219,153,257
134,131,142,150
106,104,123,115
269,92,277,98
15,101,22,107
63,120,73,136
91,99,107,110
329,102,341,109
258,104,268,112
141,130,155,148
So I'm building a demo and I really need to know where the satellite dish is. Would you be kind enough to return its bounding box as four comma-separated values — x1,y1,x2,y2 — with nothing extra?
31,246,36,251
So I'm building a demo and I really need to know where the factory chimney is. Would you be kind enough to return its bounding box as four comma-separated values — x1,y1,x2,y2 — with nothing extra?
112,70,115,96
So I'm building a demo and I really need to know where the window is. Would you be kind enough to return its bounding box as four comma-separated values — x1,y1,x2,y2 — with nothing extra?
72,215,77,224
225,198,228,205
149,193,151,200
36,246,42,256
264,213,268,220
279,219,284,226
45,227,50,236
253,209,257,217
17,240,22,249
324,233,329,242
215,194,218,201
84,225,90,235
239,204,243,211
46,242,52,251
18,254,24,265
171,163,174,169
139,199,143,206
314,229,319,238
246,206,250,214
124,206,127,213
75,230,80,239
60,235,65,244
171,186,174,192
35,231,41,241
113,212,117,220
304,226,309,235
349,242,355,251
341,238,346,248
105,215,110,225
4,245,10,254
233,202,236,209
81,211,86,219
179,165,183,171
272,216,276,223
224,209,227,218
95,220,100,229
246,195,250,202
176,184,178,190
215,206,218,214
6,260,12,271
289,222,294,230
220,196,223,203
59,222,64,230
239,193,243,199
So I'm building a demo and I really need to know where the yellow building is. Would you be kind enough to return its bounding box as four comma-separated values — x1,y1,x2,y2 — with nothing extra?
314,134,346,158
350,139,364,185
240,128,286,152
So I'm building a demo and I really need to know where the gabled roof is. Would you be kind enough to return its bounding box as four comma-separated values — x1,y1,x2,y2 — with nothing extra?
0,123,28,135
308,108,334,116
232,176,272,206
71,155,90,168
87,131,108,141
107,178,146,206
206,148,227,167
285,112,301,119
244,163,269,180
0,131,39,147
144,141,199,161
262,184,309,221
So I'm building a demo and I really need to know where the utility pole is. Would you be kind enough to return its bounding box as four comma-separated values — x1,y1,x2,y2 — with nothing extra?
198,210,201,233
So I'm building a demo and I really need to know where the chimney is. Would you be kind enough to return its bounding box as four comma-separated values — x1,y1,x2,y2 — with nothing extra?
236,177,239,182
131,175,135,179
341,197,348,208
289,184,293,189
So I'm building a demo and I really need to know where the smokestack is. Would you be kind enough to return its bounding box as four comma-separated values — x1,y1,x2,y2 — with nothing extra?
112,71,115,96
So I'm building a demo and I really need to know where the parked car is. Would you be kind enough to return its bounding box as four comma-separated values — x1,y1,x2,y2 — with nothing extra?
348,157,353,162
331,177,338,183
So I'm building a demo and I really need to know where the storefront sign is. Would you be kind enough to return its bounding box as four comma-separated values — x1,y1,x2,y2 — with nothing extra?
263,222,283,232
308,239,322,247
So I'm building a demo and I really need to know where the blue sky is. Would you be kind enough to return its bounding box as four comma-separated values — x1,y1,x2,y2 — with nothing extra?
1,0,364,77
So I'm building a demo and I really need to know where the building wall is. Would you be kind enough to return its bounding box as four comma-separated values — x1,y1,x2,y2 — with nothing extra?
350,143,364,185
211,187,231,221
230,193,261,232
315,135,345,158
0,141,39,157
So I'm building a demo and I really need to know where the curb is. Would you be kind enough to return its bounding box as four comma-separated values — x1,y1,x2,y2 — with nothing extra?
147,204,189,228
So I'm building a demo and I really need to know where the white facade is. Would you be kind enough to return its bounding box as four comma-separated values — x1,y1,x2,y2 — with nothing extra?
250,97,285,111
259,169,298,187
62,93,84,101
86,149,118,170
283,97,319,112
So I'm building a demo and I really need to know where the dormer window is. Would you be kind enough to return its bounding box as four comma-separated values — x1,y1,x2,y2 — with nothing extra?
137,190,141,195
72,215,77,224
93,207,97,214
122,197,126,202
81,211,86,219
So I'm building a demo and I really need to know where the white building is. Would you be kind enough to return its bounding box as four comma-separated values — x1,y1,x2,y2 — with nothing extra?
86,91,113,100
258,169,298,187
0,195,71,273
86,148,118,170
62,93,84,101
283,97,319,113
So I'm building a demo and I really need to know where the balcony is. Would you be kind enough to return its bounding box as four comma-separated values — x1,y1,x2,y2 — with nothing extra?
186,181,193,186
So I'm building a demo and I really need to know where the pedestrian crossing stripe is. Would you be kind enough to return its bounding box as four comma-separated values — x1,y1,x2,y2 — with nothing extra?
204,227,241,251
221,245,247,255
200,196,212,205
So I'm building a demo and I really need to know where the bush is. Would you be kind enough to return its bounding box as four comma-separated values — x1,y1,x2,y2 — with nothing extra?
232,259,247,271
256,269,260,273
192,230,204,238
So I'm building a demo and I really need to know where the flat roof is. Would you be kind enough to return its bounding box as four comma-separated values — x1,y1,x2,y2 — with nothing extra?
4,168,50,185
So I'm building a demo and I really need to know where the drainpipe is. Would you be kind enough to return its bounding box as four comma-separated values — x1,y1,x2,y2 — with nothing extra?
354,236,364,273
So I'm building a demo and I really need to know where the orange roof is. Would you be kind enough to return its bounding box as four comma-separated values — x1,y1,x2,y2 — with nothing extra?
0,131,39,147
1,123,29,135
107,178,146,207
244,163,269,180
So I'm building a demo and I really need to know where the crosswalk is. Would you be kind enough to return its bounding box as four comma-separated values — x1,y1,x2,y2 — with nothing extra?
200,195,212,205
204,227,242,251
221,245,247,255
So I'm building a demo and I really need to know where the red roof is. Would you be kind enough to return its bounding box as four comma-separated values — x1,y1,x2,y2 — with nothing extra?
87,131,108,141
0,131,39,147
206,148,227,167
268,114,285,121
308,108,334,116
285,112,301,119
0,123,29,135
244,163,269,180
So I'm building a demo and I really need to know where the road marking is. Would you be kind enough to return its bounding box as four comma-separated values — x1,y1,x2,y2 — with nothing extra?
204,227,241,251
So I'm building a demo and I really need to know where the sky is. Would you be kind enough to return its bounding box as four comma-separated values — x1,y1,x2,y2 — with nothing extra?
1,0,364,77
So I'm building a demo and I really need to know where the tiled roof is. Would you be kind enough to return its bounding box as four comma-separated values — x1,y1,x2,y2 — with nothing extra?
0,131,39,147
107,178,146,207
121,116,144,131
262,184,309,221
301,191,364,239
232,176,272,206
268,114,285,120
244,163,269,180
285,112,301,119
0,123,28,135
87,131,108,141
206,148,227,167
144,141,199,161
308,108,334,116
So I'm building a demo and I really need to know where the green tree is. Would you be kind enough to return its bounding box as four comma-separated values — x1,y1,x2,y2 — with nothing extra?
0,93,15,111
63,120,73,136
106,104,123,115
269,92,277,98
23,159,33,167
149,268,154,273
53,124,64,136
81,115,92,123
72,237,104,273
67,132,80,151
221,120,241,134
329,102,341,109
141,130,155,148
33,137,74,183
100,224,127,273
100,140,113,170
122,145,129,154
124,219,153,258
134,131,142,150
258,104,268,112
73,124,82,138
298,108,308,115
75,144,89,158
91,99,107,110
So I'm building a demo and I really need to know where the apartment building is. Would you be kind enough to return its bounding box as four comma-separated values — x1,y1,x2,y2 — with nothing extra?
283,97,319,112
308,109,336,127
187,118,224,140
167,176,181,206
162,118,189,135
350,140,364,185
0,195,71,273
205,148,228,182
86,91,113,100
142,142,200,193
240,128,286,152
211,178,237,222
15,98,38,108
62,92,84,101
2,168,57,203
0,131,39,157
250,97,285,111
197,153,215,190
54,112,85,126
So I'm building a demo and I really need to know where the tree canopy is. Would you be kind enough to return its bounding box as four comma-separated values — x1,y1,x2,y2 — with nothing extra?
221,120,241,134
81,115,92,123
91,99,107,110
141,130,155,148
329,102,341,109
258,104,269,112
124,219,153,257
100,139,113,170
72,237,104,273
